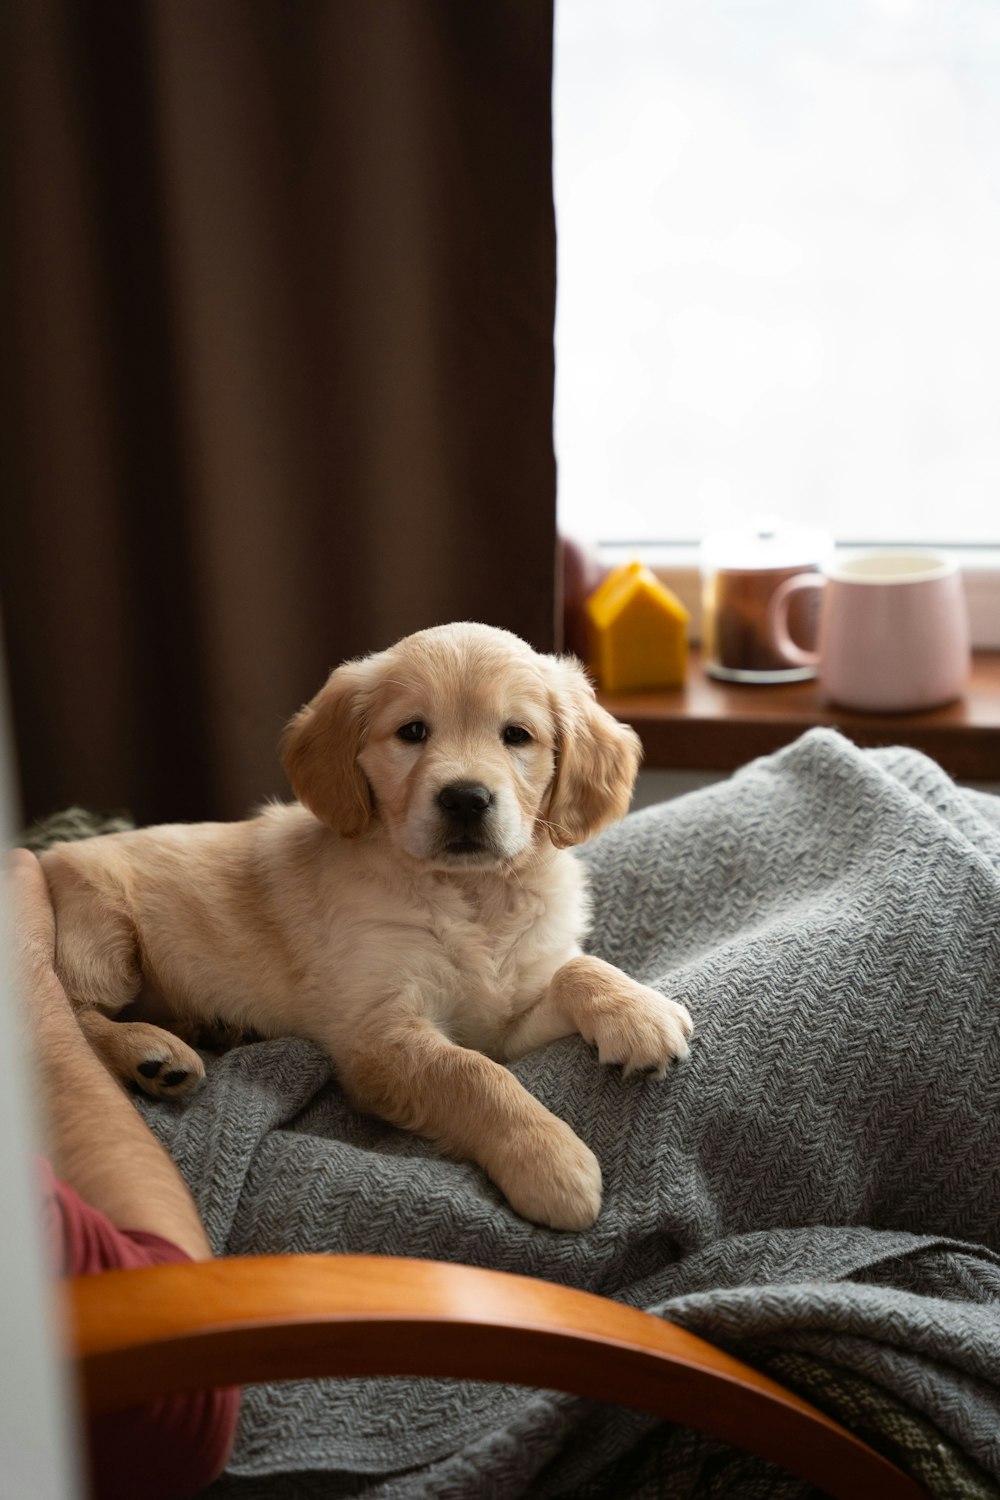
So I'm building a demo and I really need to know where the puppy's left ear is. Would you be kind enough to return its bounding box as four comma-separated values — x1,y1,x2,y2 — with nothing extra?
543,656,642,848
280,660,376,837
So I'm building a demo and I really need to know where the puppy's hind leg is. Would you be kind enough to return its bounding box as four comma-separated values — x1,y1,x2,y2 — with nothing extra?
40,848,205,1099
41,848,142,1017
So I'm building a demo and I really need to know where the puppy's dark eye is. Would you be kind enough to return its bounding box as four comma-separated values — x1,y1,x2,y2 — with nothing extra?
502,725,532,746
397,721,428,743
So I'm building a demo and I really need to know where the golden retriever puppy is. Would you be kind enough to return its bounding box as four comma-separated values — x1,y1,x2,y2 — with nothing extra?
41,623,692,1230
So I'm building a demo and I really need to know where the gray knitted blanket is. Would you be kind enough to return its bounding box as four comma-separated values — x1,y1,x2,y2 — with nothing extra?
131,729,1000,1498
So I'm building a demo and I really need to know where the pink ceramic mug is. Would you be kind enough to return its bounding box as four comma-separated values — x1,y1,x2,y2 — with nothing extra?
768,551,971,712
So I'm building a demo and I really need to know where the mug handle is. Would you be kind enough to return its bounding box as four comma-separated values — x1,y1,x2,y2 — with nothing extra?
767,574,824,669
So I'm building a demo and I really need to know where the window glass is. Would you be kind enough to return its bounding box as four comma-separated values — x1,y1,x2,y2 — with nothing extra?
555,0,1000,546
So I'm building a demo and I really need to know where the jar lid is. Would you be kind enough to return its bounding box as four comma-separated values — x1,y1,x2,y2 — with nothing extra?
702,518,832,571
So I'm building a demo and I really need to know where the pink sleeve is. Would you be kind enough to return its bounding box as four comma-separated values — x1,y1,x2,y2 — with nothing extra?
38,1158,241,1500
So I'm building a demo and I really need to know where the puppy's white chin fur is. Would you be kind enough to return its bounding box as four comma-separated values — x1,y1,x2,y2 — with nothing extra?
398,817,532,868
413,837,529,873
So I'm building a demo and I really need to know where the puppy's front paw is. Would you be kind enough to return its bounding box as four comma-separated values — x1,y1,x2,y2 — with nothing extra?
584,982,693,1078
491,1116,602,1232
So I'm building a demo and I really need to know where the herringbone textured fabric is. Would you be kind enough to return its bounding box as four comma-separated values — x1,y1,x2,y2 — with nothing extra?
757,1350,999,1500
21,804,134,850
124,729,1000,1498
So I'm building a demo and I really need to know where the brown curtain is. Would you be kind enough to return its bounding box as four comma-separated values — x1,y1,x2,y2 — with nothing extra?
0,1,557,827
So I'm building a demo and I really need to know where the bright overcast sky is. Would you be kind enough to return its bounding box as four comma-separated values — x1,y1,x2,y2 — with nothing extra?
554,0,1000,545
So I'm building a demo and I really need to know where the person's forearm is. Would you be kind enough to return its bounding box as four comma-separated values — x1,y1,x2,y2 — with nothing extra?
32,973,211,1261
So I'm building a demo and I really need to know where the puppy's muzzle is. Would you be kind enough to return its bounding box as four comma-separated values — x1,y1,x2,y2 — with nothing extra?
437,782,494,852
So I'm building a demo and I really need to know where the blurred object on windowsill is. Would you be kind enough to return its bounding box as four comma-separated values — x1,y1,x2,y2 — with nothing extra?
560,536,608,662
701,521,830,685
584,562,689,692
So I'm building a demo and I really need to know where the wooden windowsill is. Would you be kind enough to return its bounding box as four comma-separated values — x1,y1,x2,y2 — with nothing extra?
598,650,1000,782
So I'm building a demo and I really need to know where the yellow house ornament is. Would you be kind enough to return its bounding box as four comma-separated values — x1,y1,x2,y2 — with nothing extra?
584,561,689,692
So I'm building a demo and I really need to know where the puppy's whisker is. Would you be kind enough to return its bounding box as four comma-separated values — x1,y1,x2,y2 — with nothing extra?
535,816,572,841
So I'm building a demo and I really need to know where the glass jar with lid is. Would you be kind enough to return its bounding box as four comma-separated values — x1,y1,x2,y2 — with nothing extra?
701,521,832,683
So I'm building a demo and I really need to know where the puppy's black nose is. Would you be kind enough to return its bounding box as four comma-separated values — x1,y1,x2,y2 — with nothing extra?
437,782,493,818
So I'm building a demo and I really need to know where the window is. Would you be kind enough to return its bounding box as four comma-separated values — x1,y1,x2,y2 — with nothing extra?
554,0,1000,551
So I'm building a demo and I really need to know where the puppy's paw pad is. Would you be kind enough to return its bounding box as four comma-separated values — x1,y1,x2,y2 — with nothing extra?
117,1024,206,1099
134,1054,204,1098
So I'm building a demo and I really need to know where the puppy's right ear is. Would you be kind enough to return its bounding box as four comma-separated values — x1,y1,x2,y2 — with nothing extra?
280,661,374,837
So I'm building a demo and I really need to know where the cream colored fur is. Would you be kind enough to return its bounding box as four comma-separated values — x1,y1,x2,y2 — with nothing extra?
41,623,692,1230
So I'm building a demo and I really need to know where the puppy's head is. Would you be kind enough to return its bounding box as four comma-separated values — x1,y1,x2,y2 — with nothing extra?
281,623,641,868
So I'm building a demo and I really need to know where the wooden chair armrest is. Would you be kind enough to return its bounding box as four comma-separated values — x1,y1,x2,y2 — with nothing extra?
67,1254,925,1500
